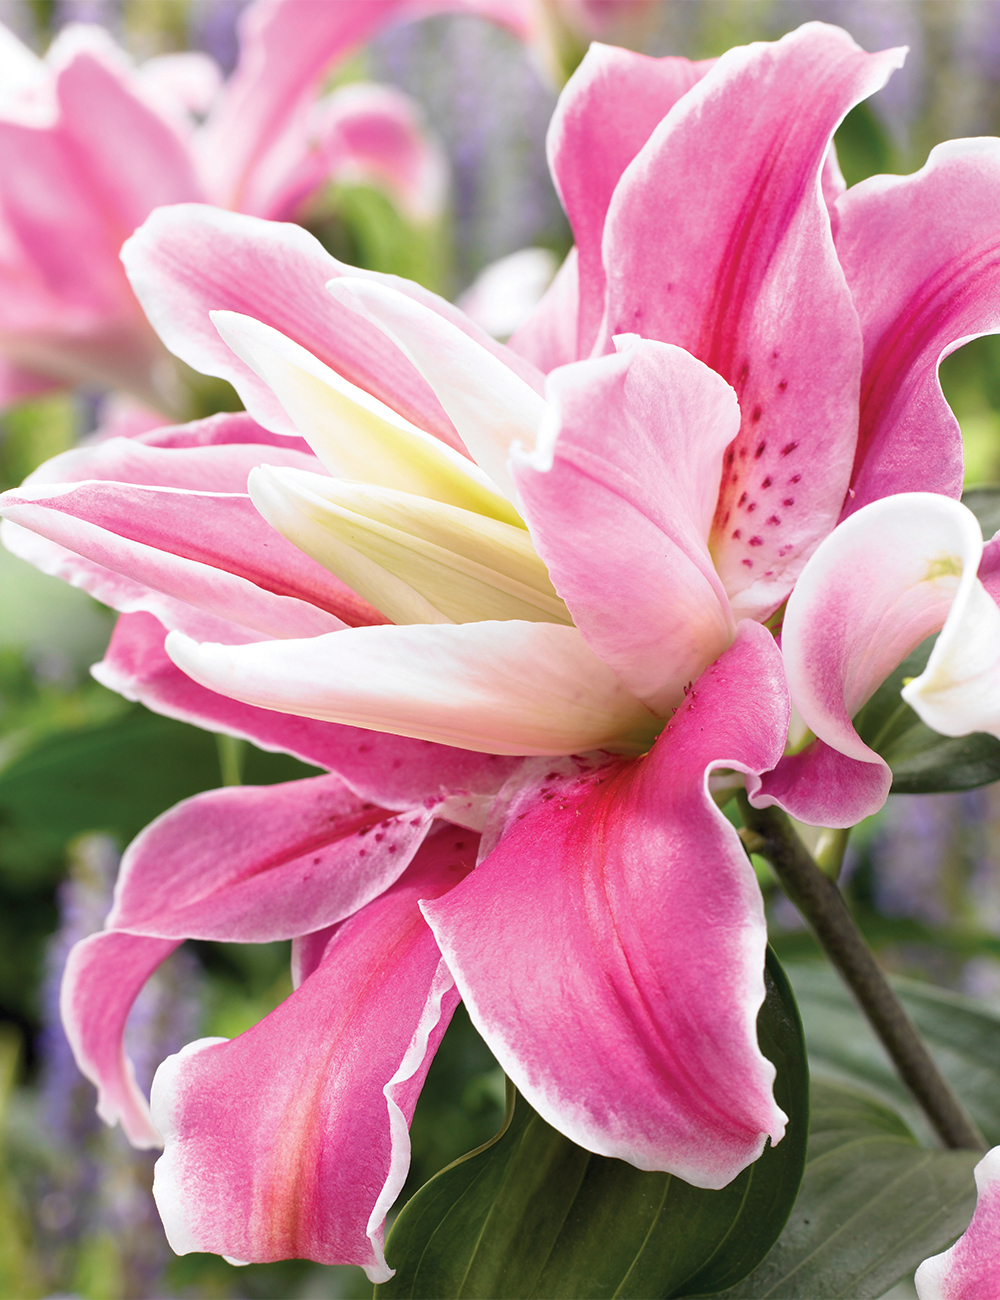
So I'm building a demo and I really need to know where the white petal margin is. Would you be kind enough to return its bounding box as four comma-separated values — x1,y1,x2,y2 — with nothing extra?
151,1037,231,1259
211,311,519,525
326,278,547,504
366,958,457,1284
781,493,986,763
165,621,661,756
903,571,1000,738
914,1145,1000,1299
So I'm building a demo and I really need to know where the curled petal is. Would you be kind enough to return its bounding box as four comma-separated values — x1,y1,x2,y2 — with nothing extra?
601,22,903,618
838,138,1000,510
423,622,790,1188
778,493,992,821
150,828,478,1277
513,339,736,712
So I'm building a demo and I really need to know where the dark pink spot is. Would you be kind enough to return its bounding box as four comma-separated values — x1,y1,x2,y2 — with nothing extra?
721,510,730,525
738,361,749,384
766,514,781,526
790,474,801,484
780,442,798,457
375,832,385,842
732,528,742,540
725,449,735,466
747,501,757,513
751,406,762,423
738,491,748,507
761,476,772,489
388,844,397,853
742,558,754,568
454,841,466,850
783,497,795,507
749,536,764,547
755,441,766,458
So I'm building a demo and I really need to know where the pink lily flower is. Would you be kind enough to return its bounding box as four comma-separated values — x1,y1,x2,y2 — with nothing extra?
6,19,1000,1278
915,1145,1000,1298
0,0,530,411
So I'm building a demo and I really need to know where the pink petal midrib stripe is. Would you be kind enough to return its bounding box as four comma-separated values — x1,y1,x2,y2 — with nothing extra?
852,239,1000,482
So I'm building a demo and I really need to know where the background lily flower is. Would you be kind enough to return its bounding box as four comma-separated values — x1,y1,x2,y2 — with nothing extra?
0,0,530,413
6,16,1000,1279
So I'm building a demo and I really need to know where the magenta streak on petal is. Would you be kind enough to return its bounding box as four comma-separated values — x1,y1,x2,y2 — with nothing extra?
547,42,714,356
96,611,522,807
837,139,1000,512
107,775,434,942
150,827,477,1274
135,409,313,453
122,205,463,446
0,482,386,629
600,24,904,616
424,622,790,1189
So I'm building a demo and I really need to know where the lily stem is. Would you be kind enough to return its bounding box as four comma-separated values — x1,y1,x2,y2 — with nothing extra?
737,793,986,1152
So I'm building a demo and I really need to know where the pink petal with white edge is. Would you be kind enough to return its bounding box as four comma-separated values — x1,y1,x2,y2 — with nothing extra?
61,930,180,1147
778,493,991,821
513,339,736,712
327,278,546,501
838,138,1000,511
0,481,361,637
96,611,522,806
121,205,460,446
107,774,434,941
915,1146,1000,1299
165,620,659,757
424,622,790,1188
150,827,478,1277
548,42,713,355
600,23,904,619
753,738,891,830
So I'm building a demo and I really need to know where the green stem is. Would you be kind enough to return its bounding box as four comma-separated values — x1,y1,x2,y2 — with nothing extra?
739,794,985,1152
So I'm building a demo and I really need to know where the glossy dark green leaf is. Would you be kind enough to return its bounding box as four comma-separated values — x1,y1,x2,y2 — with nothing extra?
786,961,1000,1147
853,636,1000,793
715,1081,978,1300
961,484,1000,538
378,950,808,1300
0,706,319,870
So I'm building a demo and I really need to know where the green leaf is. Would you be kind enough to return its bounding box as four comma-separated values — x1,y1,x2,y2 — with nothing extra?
961,484,1000,539
714,1080,978,1300
378,950,808,1300
785,961,1000,1147
0,706,320,879
853,636,1000,793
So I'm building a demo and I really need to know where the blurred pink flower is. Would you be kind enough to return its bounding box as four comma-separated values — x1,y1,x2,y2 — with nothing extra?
5,19,1000,1280
916,1145,1000,1299
0,0,529,412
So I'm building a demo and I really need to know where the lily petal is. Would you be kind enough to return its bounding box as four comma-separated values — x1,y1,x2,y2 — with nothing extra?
0,481,364,637
107,775,434,942
149,827,478,1277
211,310,518,523
165,620,660,756
249,467,569,625
327,277,547,501
513,339,736,712
122,205,462,447
423,621,789,1188
600,22,904,619
837,138,1000,510
548,41,713,355
779,493,988,814
97,611,522,806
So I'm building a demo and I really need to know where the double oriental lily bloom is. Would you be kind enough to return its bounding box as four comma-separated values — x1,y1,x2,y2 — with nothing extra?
0,0,528,410
6,18,1000,1280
